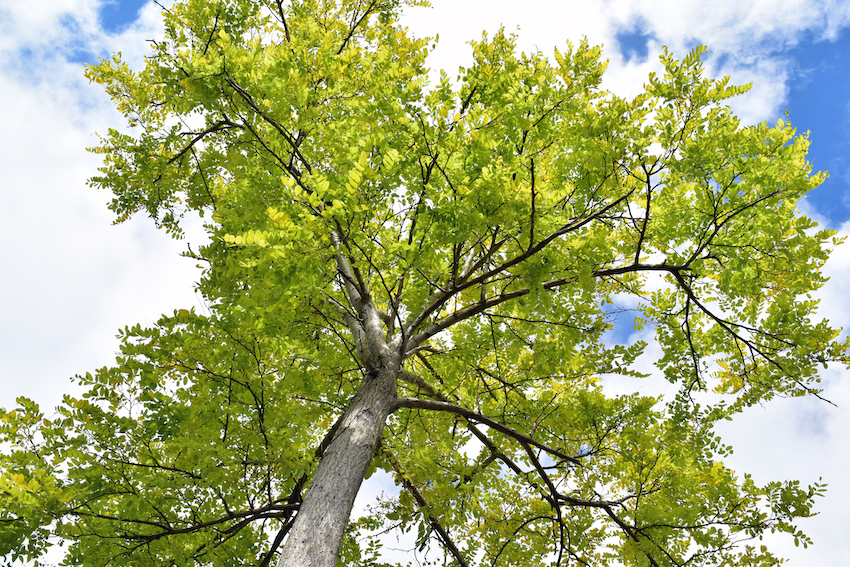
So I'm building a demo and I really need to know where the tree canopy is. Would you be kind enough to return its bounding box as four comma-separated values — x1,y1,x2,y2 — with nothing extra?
1,0,847,566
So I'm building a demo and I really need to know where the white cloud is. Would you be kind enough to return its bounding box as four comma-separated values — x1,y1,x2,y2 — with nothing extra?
0,0,202,414
604,0,849,52
404,0,850,127
0,0,99,54
815,220,850,340
714,363,850,564
598,0,850,123
400,0,610,87
712,216,850,564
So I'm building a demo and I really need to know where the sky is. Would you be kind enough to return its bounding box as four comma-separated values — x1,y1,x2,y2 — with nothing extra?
1,0,849,565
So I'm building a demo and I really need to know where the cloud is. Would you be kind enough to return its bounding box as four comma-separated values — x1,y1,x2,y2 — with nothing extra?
0,0,99,55
403,0,850,126
0,0,203,415
818,221,850,339
711,214,850,564
599,0,850,122
604,0,850,51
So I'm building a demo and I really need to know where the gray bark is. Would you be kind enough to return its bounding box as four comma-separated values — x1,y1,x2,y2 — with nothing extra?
275,361,399,567
274,235,403,567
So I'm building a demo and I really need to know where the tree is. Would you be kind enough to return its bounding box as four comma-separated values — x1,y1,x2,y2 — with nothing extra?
1,0,847,565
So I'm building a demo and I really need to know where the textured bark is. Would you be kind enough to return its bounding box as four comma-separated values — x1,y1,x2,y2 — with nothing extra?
275,364,398,567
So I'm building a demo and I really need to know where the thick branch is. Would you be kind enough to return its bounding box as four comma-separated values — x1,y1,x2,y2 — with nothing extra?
407,289,526,352
399,368,442,399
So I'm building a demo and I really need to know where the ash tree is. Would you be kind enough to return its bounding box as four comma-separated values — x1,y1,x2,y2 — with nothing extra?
1,0,847,566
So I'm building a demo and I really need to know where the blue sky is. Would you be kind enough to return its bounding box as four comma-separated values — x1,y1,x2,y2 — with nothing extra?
98,0,148,31
616,16,850,227
783,29,850,223
2,0,850,565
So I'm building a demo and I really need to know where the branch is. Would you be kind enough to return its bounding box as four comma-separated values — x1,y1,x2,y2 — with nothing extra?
393,397,581,465
668,270,781,369
385,451,469,567
330,231,365,308
258,518,294,567
592,261,684,279
400,368,442,399
687,181,780,267
69,502,297,542
633,164,652,264
200,11,220,56
407,259,682,353
337,0,378,55
520,442,567,565
407,289,527,352
398,372,657,564
400,366,528,479
168,119,236,165
224,74,312,175
404,186,635,343
529,157,536,247
274,0,290,42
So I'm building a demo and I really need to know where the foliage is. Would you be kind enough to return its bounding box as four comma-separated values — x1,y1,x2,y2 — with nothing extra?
1,0,846,565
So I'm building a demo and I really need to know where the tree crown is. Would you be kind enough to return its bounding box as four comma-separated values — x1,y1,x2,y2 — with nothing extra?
1,1,847,565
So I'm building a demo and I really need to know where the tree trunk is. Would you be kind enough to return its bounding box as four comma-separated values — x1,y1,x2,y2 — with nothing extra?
276,365,398,567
